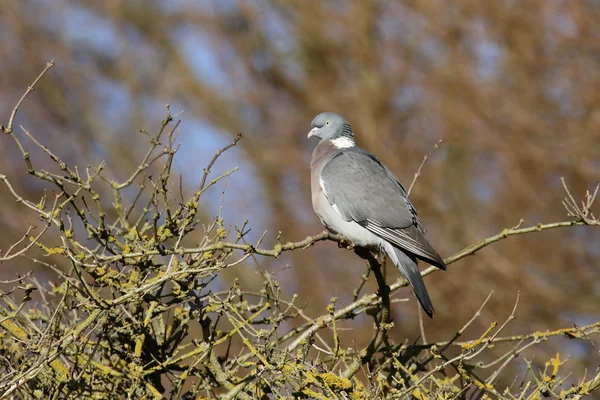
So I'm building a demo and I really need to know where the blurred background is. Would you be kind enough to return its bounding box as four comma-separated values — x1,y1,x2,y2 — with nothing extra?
1,0,598,389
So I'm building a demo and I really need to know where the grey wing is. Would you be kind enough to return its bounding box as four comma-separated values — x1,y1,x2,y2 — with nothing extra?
320,150,446,270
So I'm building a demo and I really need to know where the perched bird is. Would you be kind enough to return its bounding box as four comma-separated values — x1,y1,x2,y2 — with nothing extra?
308,112,446,317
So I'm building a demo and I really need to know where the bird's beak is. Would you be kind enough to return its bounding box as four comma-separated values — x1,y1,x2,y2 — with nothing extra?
307,127,319,139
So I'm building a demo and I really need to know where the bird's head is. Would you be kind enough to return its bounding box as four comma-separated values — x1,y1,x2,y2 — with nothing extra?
307,112,355,148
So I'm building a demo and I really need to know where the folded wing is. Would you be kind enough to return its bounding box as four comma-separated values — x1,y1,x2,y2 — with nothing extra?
320,149,446,270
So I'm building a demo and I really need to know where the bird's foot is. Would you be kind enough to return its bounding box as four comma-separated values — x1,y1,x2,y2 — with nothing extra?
338,237,355,250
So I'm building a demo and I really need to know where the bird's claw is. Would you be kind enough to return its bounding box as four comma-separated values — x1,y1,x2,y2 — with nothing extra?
338,237,355,250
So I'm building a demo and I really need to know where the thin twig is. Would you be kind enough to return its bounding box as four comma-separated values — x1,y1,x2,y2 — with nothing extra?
342,249,391,379
0,194,60,262
1,60,55,135
407,139,442,196
0,272,33,284
198,133,243,193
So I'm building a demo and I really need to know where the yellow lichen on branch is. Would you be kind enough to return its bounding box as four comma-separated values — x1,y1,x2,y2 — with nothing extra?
0,64,598,399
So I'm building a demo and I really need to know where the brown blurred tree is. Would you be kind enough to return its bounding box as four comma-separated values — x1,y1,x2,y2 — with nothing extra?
1,0,599,393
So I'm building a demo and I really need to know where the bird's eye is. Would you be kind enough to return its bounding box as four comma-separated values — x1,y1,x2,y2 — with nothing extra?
326,121,330,125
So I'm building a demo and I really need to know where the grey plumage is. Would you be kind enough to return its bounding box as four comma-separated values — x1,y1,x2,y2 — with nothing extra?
308,112,445,317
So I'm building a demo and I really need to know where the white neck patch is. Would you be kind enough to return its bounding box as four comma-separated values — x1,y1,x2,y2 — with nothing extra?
330,136,355,149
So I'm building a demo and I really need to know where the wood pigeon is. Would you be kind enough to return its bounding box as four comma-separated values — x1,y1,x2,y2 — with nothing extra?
308,112,446,317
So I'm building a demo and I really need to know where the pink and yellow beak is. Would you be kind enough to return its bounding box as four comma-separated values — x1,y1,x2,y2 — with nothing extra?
307,127,319,139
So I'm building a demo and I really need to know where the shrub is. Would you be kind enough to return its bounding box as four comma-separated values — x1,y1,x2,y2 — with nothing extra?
1,62,599,399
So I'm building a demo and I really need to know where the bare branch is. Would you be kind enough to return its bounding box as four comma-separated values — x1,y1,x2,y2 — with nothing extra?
1,60,55,135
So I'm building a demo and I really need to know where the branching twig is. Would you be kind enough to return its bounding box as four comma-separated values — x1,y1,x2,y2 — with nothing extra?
0,193,60,262
342,249,391,379
1,60,55,135
198,132,243,194
115,105,183,190
0,62,598,399
561,177,599,225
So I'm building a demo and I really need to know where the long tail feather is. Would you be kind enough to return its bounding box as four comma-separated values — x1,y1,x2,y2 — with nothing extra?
384,242,434,317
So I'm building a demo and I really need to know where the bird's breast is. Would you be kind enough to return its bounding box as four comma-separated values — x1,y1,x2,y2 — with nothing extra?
310,160,383,249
